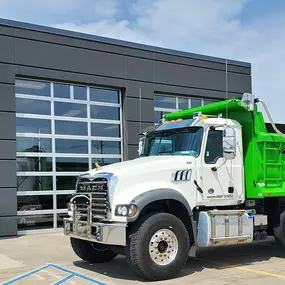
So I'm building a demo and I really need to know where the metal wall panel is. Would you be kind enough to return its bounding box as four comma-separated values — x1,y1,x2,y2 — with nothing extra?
15,38,125,78
0,188,17,216
0,160,17,188
0,35,15,64
0,83,15,112
0,216,17,236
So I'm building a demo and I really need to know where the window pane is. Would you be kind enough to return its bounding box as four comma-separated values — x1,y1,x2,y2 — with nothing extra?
56,176,78,190
16,157,52,172
74,86,87,100
18,214,53,231
191,99,202,108
92,158,121,167
55,139,88,154
56,157,89,172
16,118,51,134
54,102,87,118
17,176,53,191
91,141,121,154
55,121,87,136
204,100,216,105
91,123,120,137
54,83,70,98
16,79,50,97
154,111,170,123
178,98,189,110
16,98,51,115
205,130,223,164
16,137,52,153
90,88,119,103
17,195,53,211
57,213,69,228
57,194,73,209
154,95,176,109
90,105,119,120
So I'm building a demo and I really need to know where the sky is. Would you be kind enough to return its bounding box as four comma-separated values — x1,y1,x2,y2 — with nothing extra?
0,0,284,122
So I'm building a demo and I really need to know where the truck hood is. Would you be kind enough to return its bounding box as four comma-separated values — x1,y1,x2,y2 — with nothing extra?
87,156,195,177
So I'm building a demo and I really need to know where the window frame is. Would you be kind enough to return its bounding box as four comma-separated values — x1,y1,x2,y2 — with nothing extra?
15,78,123,233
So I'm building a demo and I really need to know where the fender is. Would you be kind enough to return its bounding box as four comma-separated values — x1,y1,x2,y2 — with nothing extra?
127,188,197,251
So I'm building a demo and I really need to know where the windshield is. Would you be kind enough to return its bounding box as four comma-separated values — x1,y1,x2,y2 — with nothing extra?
141,127,203,157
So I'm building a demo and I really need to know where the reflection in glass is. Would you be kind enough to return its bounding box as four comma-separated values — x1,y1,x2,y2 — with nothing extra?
16,98,51,115
91,123,120,137
191,99,202,108
90,88,119,103
56,176,78,190
55,139,88,154
16,157,52,172
54,83,70,98
17,195,53,211
154,95,176,109
90,105,119,120
56,157,89,172
55,121,87,136
18,214,53,230
91,141,121,154
74,86,87,100
16,79,50,96
16,137,52,153
204,100,216,105
57,213,69,228
17,176,53,191
54,102,87,118
57,195,73,209
154,111,170,123
92,158,121,167
16,118,51,134
178,98,189,110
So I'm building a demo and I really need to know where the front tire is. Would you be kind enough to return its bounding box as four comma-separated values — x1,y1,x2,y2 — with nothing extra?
126,213,190,280
70,238,117,263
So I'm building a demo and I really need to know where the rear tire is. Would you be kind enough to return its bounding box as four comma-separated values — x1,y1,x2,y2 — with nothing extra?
126,213,190,280
273,211,285,246
70,238,117,263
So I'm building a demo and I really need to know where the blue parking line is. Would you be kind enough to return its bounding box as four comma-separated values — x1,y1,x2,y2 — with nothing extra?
53,273,76,285
2,265,50,285
48,264,106,285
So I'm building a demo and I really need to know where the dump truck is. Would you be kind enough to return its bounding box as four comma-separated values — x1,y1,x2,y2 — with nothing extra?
63,93,285,280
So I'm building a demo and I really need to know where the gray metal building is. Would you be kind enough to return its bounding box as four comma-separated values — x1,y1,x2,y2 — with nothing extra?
0,18,251,237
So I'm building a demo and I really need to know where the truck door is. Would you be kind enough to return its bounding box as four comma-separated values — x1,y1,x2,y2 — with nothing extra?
199,127,240,205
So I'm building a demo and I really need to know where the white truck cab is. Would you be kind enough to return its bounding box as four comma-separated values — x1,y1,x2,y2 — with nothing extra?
63,114,253,280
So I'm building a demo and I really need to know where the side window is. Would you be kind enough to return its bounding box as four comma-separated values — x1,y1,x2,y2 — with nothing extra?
205,130,223,164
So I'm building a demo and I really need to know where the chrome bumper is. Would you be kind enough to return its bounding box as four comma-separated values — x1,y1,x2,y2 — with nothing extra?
63,218,127,246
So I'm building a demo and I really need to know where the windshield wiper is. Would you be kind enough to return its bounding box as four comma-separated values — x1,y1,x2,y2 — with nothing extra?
157,151,174,155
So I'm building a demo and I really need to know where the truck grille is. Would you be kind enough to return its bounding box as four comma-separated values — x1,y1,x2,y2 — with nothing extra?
76,177,109,221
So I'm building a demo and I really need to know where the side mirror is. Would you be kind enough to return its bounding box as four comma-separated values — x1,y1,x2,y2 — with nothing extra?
223,127,236,160
138,137,145,156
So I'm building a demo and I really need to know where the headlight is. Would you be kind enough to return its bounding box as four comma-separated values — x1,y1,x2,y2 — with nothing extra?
115,204,137,217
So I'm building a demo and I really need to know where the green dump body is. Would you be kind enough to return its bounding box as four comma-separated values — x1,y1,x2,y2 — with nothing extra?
164,99,285,199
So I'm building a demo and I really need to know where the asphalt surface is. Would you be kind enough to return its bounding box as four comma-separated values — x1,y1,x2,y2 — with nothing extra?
1,232,285,284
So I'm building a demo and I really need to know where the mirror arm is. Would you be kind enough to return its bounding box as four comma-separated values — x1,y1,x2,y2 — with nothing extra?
211,158,227,171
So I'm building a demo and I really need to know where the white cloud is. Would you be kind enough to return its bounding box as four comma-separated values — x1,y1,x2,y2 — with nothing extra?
0,0,285,122
0,0,119,24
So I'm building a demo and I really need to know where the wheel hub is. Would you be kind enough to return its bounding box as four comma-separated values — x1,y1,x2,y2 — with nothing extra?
149,228,178,266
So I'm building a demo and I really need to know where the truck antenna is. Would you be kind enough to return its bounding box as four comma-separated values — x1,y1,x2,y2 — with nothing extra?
226,58,228,125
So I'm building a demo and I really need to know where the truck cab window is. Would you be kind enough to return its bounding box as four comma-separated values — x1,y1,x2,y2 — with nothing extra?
205,130,223,164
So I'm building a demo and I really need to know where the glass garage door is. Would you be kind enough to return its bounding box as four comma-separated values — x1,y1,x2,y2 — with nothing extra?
15,79,123,233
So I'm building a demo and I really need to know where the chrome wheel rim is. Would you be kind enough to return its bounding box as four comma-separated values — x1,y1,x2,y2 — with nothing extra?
149,228,178,266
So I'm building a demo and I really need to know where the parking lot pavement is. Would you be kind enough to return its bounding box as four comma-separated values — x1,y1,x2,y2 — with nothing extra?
2,233,285,285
